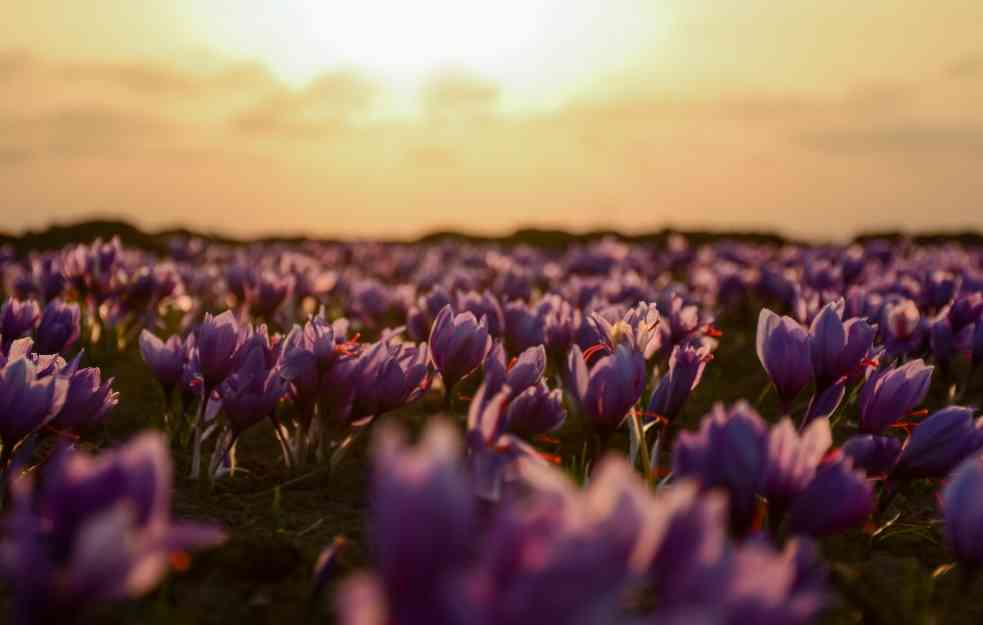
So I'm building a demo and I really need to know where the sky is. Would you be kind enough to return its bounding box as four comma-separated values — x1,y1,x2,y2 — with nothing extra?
1,1,981,240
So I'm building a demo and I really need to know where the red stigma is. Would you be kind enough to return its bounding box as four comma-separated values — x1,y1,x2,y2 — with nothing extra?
169,551,192,573
822,448,844,463
704,324,724,338
907,408,929,418
506,356,518,371
582,343,611,362
41,425,81,442
890,420,917,434
639,411,668,425
861,358,880,369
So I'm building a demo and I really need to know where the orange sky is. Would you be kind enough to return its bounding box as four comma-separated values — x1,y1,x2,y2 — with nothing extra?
1,1,982,240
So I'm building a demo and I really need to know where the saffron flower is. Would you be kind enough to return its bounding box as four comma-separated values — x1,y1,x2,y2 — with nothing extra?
890,406,983,480
428,305,491,399
942,455,983,569
647,343,711,423
809,299,875,393
673,402,768,534
138,330,185,396
0,355,68,465
756,308,812,411
34,299,80,355
566,343,646,435
0,432,225,624
857,359,933,434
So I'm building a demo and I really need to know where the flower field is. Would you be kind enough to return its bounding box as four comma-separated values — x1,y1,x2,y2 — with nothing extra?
2,228,983,624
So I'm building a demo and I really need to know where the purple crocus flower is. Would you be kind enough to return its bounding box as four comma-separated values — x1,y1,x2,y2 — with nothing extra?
711,539,826,625
50,367,118,431
457,290,505,338
538,294,579,359
647,343,711,423
349,277,400,327
195,311,247,390
467,458,660,624
406,286,451,342
881,298,925,356
466,382,545,500
503,300,545,355
890,406,983,480
840,435,902,477
279,315,352,398
948,293,983,334
809,300,875,392
763,417,833,505
348,340,430,421
219,345,288,435
366,422,475,622
649,481,729,599
0,356,69,464
566,344,646,435
34,299,80,355
929,317,958,371
673,402,768,534
483,342,546,401
591,301,662,359
657,293,704,351
0,299,40,354
138,330,185,395
802,379,847,424
653,479,825,624
858,359,933,434
0,432,225,624
245,270,293,318
428,305,491,397
941,455,983,568
504,382,566,437
786,457,873,537
756,308,812,410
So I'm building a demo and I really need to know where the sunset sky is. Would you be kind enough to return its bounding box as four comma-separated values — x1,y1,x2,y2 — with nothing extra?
2,1,982,240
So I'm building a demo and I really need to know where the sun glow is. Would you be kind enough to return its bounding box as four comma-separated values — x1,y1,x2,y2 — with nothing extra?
188,0,659,105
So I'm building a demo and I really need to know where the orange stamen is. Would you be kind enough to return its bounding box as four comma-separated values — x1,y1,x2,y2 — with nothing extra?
169,551,191,573
538,452,562,465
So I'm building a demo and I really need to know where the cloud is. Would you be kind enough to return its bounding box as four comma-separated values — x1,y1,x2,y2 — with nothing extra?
0,47,278,98
0,107,172,161
233,70,377,137
0,49,34,82
799,124,983,157
945,52,983,79
422,71,500,118
2,45,983,238
56,59,277,96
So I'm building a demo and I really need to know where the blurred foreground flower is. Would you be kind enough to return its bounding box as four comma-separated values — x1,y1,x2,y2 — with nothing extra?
0,432,225,625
